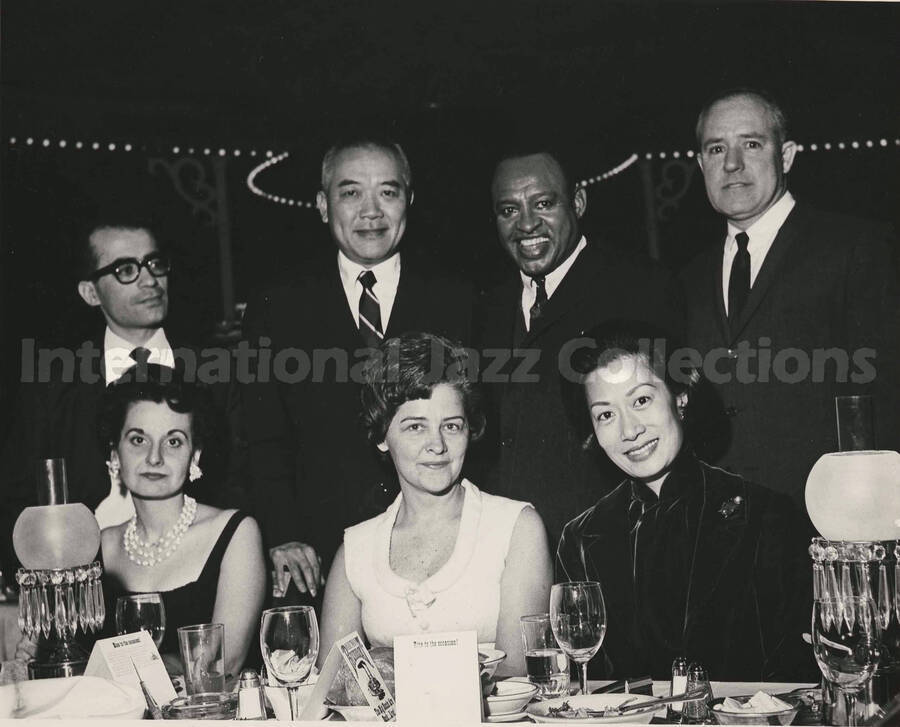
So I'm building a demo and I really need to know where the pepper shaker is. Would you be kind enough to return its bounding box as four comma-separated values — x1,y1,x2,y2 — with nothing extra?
667,656,689,721
681,662,713,724
237,668,267,720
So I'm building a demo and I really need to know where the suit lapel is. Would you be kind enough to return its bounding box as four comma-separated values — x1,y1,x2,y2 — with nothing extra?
730,206,804,341
683,472,748,636
710,247,730,344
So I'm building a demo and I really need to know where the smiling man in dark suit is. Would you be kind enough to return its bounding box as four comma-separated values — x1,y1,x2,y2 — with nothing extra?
241,138,472,600
681,88,900,516
476,148,683,547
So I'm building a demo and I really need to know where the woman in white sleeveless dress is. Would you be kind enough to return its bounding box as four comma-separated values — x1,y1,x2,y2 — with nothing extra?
318,333,552,677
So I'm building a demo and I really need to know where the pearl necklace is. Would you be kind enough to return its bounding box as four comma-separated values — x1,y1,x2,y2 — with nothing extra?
123,495,198,567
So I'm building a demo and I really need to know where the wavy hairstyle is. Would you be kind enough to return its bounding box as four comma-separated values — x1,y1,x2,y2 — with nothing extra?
360,332,485,448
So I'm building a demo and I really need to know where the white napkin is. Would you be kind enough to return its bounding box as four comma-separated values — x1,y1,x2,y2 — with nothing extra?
0,675,144,719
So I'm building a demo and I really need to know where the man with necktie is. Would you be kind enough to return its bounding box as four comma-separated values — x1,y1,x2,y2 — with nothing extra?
0,214,191,573
241,138,472,600
681,87,900,516
475,147,683,547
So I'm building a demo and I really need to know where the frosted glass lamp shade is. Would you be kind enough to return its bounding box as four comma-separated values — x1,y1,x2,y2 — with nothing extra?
805,450,900,541
13,503,101,569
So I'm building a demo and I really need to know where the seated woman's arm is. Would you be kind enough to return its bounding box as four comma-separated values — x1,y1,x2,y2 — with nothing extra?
211,514,267,680
317,544,363,670
494,507,552,677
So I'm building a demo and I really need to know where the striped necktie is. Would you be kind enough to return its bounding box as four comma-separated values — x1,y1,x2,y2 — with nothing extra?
358,270,383,348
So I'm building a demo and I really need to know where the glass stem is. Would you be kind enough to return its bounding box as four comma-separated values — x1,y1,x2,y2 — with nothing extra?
288,685,300,721
840,687,862,727
579,661,589,696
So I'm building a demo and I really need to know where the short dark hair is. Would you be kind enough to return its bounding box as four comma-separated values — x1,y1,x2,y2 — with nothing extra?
360,332,485,448
492,145,580,200
320,138,412,194
695,87,789,148
561,320,699,451
98,364,216,453
74,211,162,282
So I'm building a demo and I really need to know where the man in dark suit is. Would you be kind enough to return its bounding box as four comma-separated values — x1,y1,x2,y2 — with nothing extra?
476,149,683,547
681,88,900,515
241,139,472,599
0,216,194,571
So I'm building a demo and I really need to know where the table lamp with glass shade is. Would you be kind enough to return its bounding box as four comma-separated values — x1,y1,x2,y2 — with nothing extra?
805,396,900,715
12,458,106,678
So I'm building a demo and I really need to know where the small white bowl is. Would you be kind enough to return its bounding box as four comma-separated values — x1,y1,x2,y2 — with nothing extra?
479,648,507,680
485,679,539,716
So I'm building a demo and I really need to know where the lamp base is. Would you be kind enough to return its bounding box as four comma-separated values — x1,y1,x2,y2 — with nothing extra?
27,638,90,679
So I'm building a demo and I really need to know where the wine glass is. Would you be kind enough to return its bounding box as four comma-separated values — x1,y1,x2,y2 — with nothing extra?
260,605,319,720
550,581,607,695
812,597,881,726
115,593,165,649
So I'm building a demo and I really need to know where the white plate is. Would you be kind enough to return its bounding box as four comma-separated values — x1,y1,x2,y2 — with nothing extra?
527,693,660,724
486,707,531,722
329,703,379,721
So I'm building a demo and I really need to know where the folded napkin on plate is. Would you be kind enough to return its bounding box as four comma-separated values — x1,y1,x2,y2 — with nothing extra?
0,675,143,719
715,691,793,714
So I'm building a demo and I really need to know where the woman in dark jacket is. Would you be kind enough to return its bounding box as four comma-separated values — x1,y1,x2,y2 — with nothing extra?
556,322,814,681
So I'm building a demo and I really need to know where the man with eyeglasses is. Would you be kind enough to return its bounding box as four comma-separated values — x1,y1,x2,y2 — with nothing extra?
76,225,175,383
1,219,181,573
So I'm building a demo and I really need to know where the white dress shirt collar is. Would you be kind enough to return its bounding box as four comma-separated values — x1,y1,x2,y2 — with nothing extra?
103,326,175,385
520,236,587,331
722,191,795,313
337,250,402,328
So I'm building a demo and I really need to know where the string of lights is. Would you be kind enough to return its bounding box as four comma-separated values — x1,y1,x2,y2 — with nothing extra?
6,134,898,210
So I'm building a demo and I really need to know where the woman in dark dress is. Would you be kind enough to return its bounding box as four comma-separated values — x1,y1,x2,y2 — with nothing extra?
557,322,813,681
98,365,266,679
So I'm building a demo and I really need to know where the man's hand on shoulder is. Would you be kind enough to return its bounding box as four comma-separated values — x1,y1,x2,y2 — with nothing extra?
270,541,324,597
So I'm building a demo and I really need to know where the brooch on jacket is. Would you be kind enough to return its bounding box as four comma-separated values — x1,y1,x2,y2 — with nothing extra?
718,495,743,519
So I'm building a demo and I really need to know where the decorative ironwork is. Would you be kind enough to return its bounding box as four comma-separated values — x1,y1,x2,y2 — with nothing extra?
148,157,218,227
654,159,697,222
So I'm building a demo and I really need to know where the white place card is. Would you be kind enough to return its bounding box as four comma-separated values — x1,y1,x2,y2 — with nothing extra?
84,630,177,706
393,630,482,724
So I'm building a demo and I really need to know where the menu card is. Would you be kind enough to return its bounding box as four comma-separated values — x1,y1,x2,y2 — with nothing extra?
84,630,177,706
393,630,482,724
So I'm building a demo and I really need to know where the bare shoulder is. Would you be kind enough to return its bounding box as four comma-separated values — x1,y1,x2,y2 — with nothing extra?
194,503,225,525
511,506,548,543
100,522,127,549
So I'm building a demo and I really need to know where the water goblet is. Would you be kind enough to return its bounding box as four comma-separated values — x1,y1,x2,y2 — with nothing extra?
549,581,607,696
115,593,166,649
260,605,319,720
812,596,881,726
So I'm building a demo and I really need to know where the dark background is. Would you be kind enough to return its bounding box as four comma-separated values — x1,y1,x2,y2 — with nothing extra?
2,0,898,430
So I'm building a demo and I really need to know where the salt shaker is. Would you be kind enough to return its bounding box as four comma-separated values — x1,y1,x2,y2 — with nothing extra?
681,662,712,723
667,656,689,721
237,668,267,720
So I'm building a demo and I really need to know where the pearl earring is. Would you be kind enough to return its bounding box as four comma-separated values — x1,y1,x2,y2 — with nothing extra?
106,460,120,481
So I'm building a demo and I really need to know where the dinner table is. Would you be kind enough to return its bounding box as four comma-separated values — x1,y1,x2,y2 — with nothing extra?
0,672,821,723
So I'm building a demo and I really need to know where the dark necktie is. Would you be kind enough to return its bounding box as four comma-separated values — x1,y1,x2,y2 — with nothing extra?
528,275,548,330
728,231,751,326
129,346,151,367
358,270,383,348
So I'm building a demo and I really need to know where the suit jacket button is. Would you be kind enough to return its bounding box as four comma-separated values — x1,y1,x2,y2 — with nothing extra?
724,406,738,417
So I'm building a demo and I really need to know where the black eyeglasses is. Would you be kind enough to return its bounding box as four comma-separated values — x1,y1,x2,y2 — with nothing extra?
89,253,172,284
